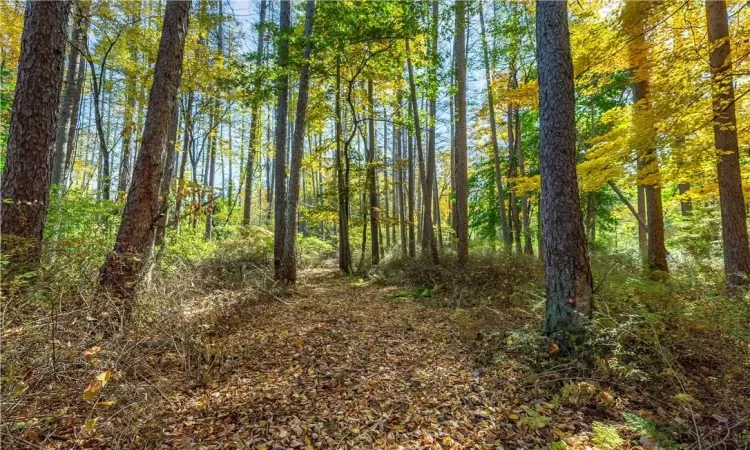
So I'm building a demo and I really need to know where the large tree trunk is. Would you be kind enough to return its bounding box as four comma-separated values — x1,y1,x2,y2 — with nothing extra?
99,0,190,300
281,0,315,283
706,0,750,288
478,0,510,251
536,0,593,342
1,0,70,270
624,1,668,274
454,0,469,264
273,0,291,280
52,8,82,188
244,0,267,225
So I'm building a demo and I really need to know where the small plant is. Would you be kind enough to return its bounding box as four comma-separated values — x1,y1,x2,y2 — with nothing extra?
591,422,623,450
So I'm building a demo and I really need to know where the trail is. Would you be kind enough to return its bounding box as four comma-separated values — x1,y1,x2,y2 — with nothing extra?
146,265,575,449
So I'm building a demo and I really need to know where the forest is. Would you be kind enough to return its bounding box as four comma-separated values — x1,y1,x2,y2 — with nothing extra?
1,0,749,448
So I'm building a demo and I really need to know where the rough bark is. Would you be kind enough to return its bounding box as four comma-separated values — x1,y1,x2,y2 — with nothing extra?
99,0,190,300
536,0,593,341
1,0,71,270
706,0,750,287
407,100,416,258
454,0,469,264
281,0,315,283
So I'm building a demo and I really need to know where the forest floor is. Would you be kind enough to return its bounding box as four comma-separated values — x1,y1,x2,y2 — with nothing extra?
6,259,746,449
131,263,597,449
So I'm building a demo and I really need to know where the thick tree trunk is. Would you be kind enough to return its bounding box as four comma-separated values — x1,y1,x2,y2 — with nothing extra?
478,0,510,251
536,0,593,342
281,0,315,283
273,0,291,280
706,0,750,288
1,0,70,270
52,10,82,188
454,0,469,264
244,0,267,225
99,0,190,300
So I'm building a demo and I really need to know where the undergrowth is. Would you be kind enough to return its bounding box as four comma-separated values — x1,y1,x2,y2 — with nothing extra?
376,250,750,449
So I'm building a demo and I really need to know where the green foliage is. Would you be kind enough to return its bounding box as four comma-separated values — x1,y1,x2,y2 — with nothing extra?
622,412,679,449
591,422,623,450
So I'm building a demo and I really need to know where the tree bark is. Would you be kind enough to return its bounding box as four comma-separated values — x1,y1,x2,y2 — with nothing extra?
244,0,267,225
454,0,469,264
273,0,291,279
99,0,190,300
335,59,352,273
706,0,750,288
478,0,510,251
281,0,315,283
536,0,593,342
1,0,70,270
624,0,668,274
52,8,82,188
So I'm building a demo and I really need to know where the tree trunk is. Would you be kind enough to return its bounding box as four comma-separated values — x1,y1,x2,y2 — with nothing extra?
52,9,82,188
478,0,510,251
536,0,593,342
99,0,190,300
1,0,70,270
383,106,390,250
172,92,192,230
407,101,416,258
454,0,469,264
624,1,668,274
366,79,380,265
281,0,315,283
706,0,750,288
335,60,352,273
244,0,267,225
273,0,291,279
155,100,180,251
62,49,87,188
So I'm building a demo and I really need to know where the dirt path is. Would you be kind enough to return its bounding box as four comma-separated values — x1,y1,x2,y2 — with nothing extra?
149,266,578,449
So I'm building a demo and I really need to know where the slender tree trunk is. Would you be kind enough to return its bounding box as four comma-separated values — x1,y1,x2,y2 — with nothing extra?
99,0,190,300
706,0,750,287
335,60,351,273
478,0,510,251
63,49,87,188
383,106,390,250
406,40,437,263
454,0,469,264
52,10,82,188
366,79,380,265
281,0,315,283
273,0,291,279
244,0,267,225
625,1,668,274
407,101,416,258
536,0,593,342
155,101,180,251
172,92,192,230
1,0,71,270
